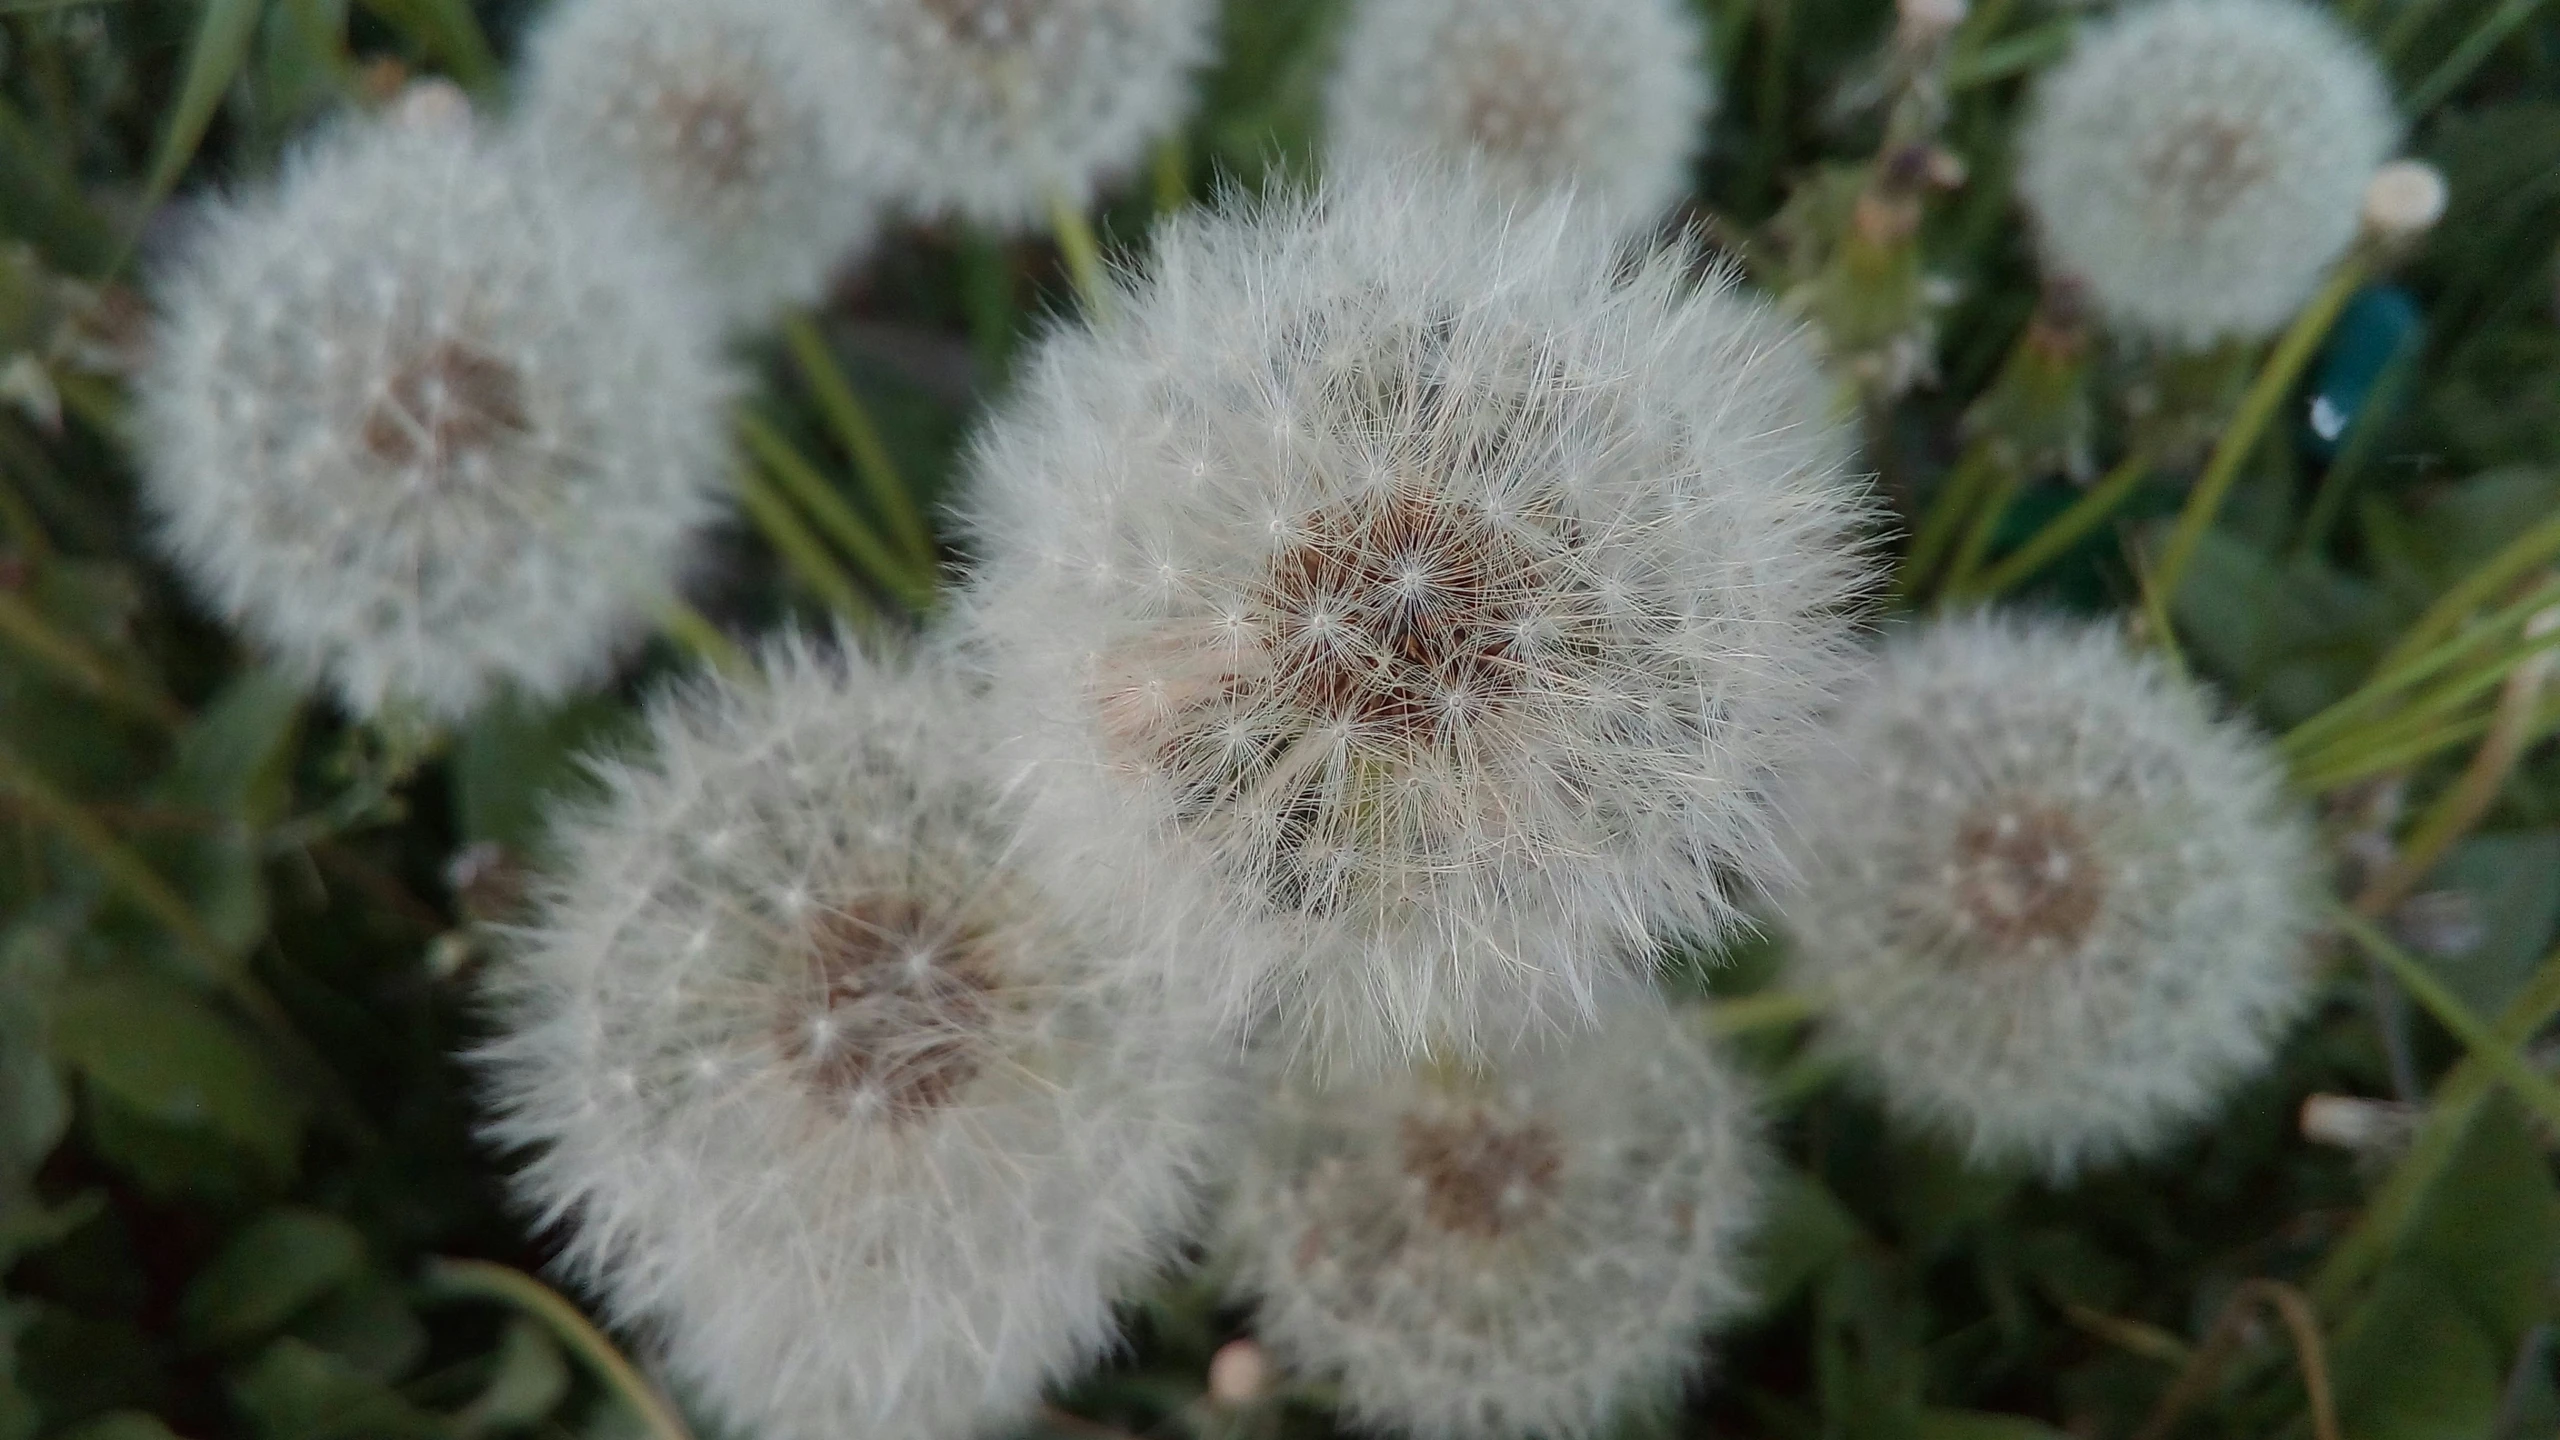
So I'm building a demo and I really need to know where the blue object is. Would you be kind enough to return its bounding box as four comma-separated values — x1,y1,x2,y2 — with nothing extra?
2301,285,2423,461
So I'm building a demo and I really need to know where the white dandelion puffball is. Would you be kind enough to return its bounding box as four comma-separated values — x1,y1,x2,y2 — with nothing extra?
2015,0,2395,348
1222,1001,1765,1440
137,115,731,723
518,0,882,322
1326,0,1711,235
960,165,1875,1076
824,0,1217,230
2017,0,2396,348
1778,615,2321,1177
478,639,1222,1440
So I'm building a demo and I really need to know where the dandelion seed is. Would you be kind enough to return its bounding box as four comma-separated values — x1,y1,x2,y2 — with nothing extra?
960,163,1876,1073
518,0,882,322
1775,615,2321,1177
2014,0,2395,347
1222,1002,1764,1440
137,113,732,721
824,0,1217,230
1324,0,1711,235
476,639,1223,1440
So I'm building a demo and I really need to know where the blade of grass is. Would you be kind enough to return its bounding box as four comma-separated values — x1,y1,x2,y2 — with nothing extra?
419,1260,695,1440
2371,508,2560,677
736,412,935,610
2282,580,2560,758
353,0,499,90
2335,909,2560,1134
1958,450,2151,599
779,315,933,567
1047,190,1116,321
732,462,873,622
120,0,266,274
0,588,186,728
2406,0,2554,113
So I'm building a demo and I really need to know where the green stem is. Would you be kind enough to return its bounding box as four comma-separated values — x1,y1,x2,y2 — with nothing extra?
737,413,936,610
2289,608,2560,774
732,463,873,622
1959,450,2151,599
2356,649,2552,917
1896,441,1999,600
779,315,934,568
2313,938,2560,1314
2374,509,2560,677
2406,0,2553,112
2150,261,2366,608
1047,190,1116,322
2295,696,2560,795
1703,988,1828,1037
650,594,753,679
2282,582,2559,758
0,588,186,727
1939,463,2021,598
1152,133,1189,217
419,1259,695,1440
2335,909,2560,1133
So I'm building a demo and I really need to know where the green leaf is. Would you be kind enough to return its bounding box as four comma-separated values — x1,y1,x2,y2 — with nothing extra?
287,1277,426,1384
229,1338,448,1440
140,0,270,210
2422,833,2560,1018
53,973,304,1178
451,1320,570,1438
1911,1411,2070,1440
160,667,305,824
181,1209,365,1350
2171,530,2395,727
351,0,498,90
451,689,632,860
2333,1270,2506,1440
0,923,69,1187
1750,1166,1864,1312
54,1413,189,1440
0,98,115,273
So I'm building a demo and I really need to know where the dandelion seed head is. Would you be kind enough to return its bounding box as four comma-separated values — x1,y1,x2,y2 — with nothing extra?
960,163,1877,1073
1325,0,1712,235
2015,0,2395,347
1776,615,2322,1177
1222,1003,1764,1440
476,639,1224,1440
137,114,731,721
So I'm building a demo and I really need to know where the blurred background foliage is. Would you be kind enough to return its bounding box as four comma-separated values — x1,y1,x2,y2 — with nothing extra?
3,0,2560,1437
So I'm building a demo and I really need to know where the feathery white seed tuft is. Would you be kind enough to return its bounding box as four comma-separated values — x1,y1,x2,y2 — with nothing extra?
820,0,1217,230
517,0,883,323
136,114,733,722
1776,615,2322,1178
1324,0,1712,236
959,163,1877,1075
2015,0,2395,348
476,638,1225,1440
1222,1001,1765,1440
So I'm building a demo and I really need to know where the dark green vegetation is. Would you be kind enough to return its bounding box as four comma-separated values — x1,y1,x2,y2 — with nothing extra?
4,0,2560,1436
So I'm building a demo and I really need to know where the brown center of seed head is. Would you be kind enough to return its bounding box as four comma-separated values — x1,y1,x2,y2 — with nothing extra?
1950,802,2106,954
1399,1109,1565,1239
361,340,531,474
919,0,1041,46
777,896,1001,1124
1259,489,1548,745
2140,115,2270,226
656,83,762,189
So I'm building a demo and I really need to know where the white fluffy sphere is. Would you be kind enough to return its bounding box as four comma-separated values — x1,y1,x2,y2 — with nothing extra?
477,639,1225,1440
1326,0,1711,236
958,165,1876,1075
517,0,882,322
2015,0,2396,347
823,0,1217,230
1777,615,2322,1177
1222,1001,1765,1440
137,113,732,722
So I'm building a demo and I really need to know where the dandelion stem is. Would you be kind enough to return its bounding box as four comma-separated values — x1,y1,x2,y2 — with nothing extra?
1939,464,2021,598
2372,508,2560,678
2405,0,2551,112
1152,134,1190,216
1702,988,1828,1036
419,1259,696,1440
0,587,186,727
2349,636,2553,919
2148,259,2364,609
651,594,753,679
1048,190,1116,322
779,314,934,568
733,462,873,622
737,413,936,610
1896,440,1999,600
1957,450,2151,599
2281,579,2560,759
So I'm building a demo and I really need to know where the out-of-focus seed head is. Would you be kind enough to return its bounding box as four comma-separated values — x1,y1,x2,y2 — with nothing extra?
957,163,1877,1075
823,0,1217,230
1324,0,1711,236
518,0,883,322
477,638,1224,1440
2015,0,2396,347
137,114,732,722
2360,157,2447,245
1776,615,2322,1177
1221,1002,1765,1440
